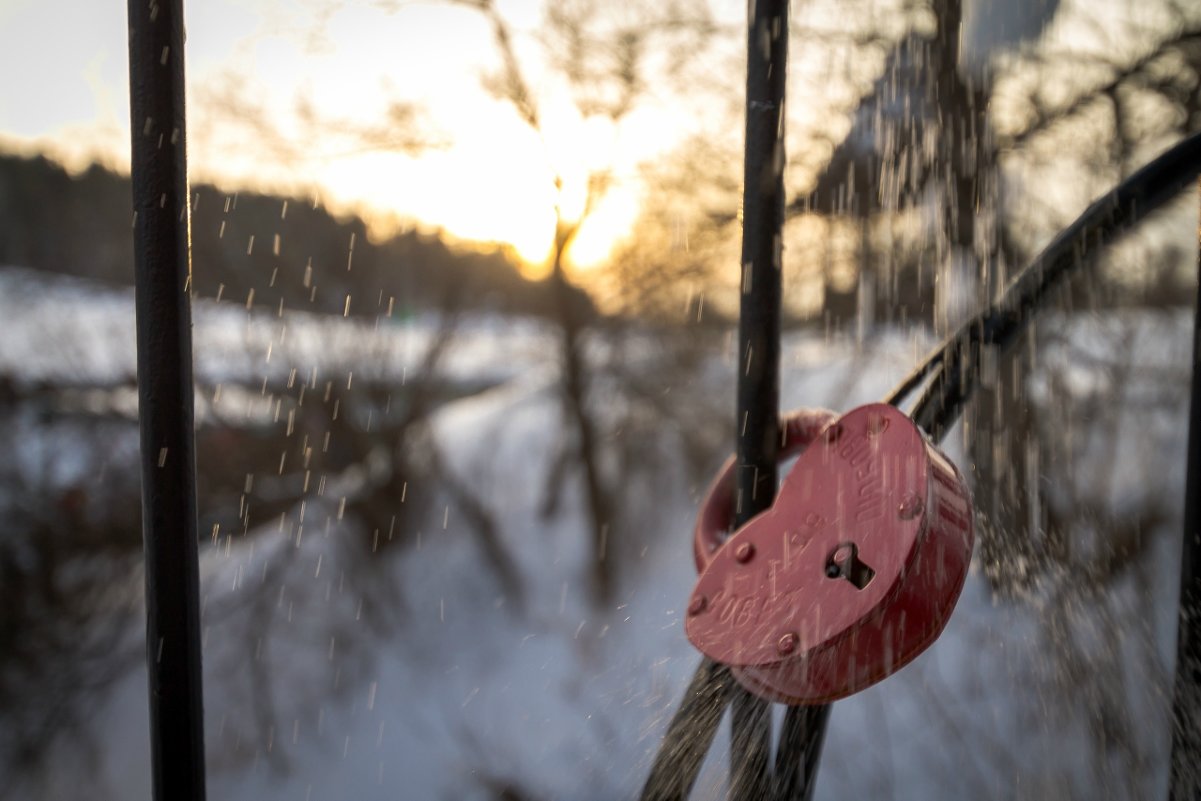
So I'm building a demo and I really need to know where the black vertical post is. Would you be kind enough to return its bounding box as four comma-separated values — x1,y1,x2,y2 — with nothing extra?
1169,179,1201,801
730,1,790,799
127,1,207,799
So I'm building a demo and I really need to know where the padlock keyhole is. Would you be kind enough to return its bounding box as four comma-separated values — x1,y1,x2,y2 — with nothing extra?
825,542,876,590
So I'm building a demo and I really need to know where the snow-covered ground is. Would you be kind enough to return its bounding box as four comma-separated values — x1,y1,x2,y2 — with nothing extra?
0,266,553,390
1,266,1193,800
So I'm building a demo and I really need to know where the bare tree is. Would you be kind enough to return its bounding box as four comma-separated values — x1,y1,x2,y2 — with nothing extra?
448,0,720,606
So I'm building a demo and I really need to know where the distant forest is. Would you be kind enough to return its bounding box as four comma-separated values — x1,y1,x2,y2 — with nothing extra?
0,152,592,321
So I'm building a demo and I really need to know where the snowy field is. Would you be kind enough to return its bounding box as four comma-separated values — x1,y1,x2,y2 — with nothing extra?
0,266,551,390
0,266,1193,801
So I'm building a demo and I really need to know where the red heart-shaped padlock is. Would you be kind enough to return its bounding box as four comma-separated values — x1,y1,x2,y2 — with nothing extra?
685,403,973,705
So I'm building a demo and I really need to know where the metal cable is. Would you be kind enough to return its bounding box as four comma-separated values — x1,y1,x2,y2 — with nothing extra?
894,131,1201,437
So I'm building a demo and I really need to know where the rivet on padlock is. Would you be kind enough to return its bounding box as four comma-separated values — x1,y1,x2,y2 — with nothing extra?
684,403,974,705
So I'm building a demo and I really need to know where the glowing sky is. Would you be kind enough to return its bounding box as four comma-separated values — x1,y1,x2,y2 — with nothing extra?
0,0,735,275
0,0,1116,282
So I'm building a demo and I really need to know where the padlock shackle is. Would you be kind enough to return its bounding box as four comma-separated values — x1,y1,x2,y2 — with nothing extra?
692,408,837,572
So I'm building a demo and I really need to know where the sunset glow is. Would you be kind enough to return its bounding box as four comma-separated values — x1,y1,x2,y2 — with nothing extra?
0,0,695,279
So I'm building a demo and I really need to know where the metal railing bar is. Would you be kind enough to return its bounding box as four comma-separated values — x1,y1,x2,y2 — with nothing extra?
127,0,207,797
1168,175,1201,801
730,0,793,798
